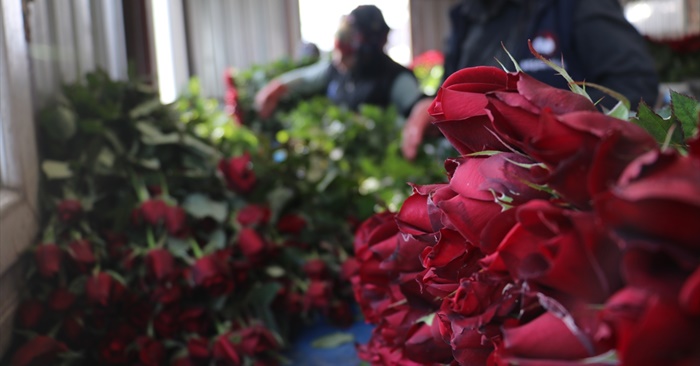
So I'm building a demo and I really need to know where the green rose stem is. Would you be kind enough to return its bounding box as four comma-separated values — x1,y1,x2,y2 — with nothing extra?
190,238,204,258
146,227,157,249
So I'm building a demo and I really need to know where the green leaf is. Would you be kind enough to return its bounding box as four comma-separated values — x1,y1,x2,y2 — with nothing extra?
246,282,283,307
670,90,700,139
202,229,227,253
182,193,228,222
39,104,78,141
416,313,436,326
42,160,73,179
311,332,355,348
129,98,163,119
632,101,683,146
265,265,286,278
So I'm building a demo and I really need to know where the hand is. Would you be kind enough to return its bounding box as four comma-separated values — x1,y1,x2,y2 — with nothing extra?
254,80,287,118
401,98,434,161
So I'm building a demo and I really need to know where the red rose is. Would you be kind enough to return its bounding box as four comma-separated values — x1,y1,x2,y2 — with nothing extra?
218,153,257,194
47,287,76,312
482,200,622,303
302,258,328,280
236,228,268,264
236,204,271,227
165,205,189,237
187,337,211,364
104,231,128,261
85,271,123,306
152,282,183,304
67,239,96,272
98,324,137,365
189,253,234,296
138,198,169,226
180,307,211,335
57,199,82,223
153,305,181,338
428,66,513,154
304,279,333,310
17,299,44,328
601,287,700,366
137,336,166,366
213,331,242,365
34,243,62,278
276,213,306,234
238,324,281,356
596,148,700,253
145,248,176,282
403,318,454,365
10,335,68,366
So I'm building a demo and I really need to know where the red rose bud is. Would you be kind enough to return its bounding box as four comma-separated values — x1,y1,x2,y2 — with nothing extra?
213,332,242,364
218,153,257,194
34,243,62,278
48,287,76,312
67,239,96,272
85,272,116,306
165,205,189,237
145,248,175,282
239,325,281,356
190,254,234,296
57,199,82,223
17,299,44,328
236,204,271,227
180,307,210,335
403,318,455,364
98,324,137,365
10,335,68,366
187,337,211,362
137,337,166,366
237,228,268,264
304,279,333,310
139,199,169,226
153,305,181,338
302,258,328,280
276,213,306,234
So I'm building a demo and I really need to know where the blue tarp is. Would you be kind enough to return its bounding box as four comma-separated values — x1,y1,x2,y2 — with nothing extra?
286,317,374,366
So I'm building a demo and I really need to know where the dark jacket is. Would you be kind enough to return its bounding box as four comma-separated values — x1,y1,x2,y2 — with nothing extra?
326,52,421,117
444,0,660,109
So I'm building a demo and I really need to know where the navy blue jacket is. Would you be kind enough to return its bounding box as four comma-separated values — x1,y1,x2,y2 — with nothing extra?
444,0,659,109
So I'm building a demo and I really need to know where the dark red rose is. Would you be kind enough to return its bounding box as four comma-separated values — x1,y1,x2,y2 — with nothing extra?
165,205,189,237
403,318,454,364
10,335,68,366
302,258,328,280
187,337,211,364
151,282,183,304
57,199,82,223
137,336,166,366
212,331,242,365
47,287,76,312
482,200,622,303
34,243,62,278
138,199,169,226
180,307,211,335
60,309,85,343
67,239,96,272
681,267,700,316
496,309,610,364
601,287,700,366
85,271,124,306
17,299,44,328
428,66,513,154
98,324,137,365
189,253,234,296
304,279,333,310
153,305,181,338
340,257,359,281
276,213,306,234
218,153,257,194
419,229,483,293
238,324,281,356
104,231,128,260
236,228,268,264
596,148,700,254
236,204,271,227
145,248,176,282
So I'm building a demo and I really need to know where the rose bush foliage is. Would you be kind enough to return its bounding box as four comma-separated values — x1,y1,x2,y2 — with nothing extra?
350,62,700,365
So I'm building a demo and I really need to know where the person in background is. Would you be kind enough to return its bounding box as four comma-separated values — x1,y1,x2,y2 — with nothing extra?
254,5,425,120
401,0,661,160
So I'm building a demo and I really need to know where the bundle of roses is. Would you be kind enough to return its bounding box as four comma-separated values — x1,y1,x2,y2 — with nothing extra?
7,70,358,366
347,55,700,365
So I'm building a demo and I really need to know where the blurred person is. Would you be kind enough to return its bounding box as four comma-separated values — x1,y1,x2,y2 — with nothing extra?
401,0,661,160
254,5,425,120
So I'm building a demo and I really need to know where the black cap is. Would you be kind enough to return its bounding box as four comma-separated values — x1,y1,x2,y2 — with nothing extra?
348,5,390,40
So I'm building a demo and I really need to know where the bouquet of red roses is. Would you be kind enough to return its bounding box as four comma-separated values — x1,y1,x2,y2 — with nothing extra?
348,52,700,365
